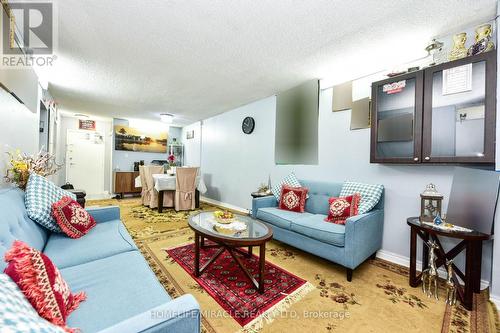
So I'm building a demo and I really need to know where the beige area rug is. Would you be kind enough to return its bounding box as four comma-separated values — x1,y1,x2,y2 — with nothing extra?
87,198,500,333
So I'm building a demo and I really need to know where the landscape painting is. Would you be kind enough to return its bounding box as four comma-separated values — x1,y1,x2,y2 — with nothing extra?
114,125,168,153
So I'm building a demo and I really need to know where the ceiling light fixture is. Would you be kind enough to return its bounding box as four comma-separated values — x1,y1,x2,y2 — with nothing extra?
160,113,174,123
74,113,89,118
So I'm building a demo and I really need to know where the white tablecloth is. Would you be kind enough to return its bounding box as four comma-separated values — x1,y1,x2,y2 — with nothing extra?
135,174,207,194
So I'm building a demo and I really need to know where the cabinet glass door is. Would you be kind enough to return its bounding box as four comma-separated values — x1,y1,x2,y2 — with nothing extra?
371,72,423,163
422,52,496,163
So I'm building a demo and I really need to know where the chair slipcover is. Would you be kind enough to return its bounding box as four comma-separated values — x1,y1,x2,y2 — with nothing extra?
175,167,198,211
139,166,149,206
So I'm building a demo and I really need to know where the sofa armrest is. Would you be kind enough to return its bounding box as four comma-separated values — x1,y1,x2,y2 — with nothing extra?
251,196,278,218
86,206,120,223
344,209,384,270
97,294,200,333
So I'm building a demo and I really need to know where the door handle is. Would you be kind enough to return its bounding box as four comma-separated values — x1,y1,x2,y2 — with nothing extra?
413,157,419,162
424,156,430,161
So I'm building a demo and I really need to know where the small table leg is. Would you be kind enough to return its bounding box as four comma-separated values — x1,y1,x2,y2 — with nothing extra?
409,226,418,287
247,246,253,258
464,241,474,311
473,241,482,293
258,244,266,293
158,190,164,213
201,237,205,247
194,233,200,277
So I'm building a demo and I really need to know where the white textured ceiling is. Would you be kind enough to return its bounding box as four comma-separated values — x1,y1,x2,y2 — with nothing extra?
40,0,496,125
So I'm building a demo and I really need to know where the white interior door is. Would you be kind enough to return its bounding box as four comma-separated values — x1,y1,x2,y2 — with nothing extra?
66,130,105,199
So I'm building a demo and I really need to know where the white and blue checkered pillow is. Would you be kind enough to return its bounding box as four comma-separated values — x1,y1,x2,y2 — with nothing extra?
339,181,384,214
25,173,76,233
272,173,305,201
0,274,65,333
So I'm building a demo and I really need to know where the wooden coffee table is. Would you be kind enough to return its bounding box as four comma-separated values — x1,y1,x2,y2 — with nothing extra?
188,211,273,293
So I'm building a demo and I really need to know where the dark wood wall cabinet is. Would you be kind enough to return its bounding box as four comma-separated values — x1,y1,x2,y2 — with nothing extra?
114,171,141,198
371,51,496,164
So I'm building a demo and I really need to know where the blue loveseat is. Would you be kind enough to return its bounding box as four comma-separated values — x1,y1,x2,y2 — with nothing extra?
0,188,200,333
252,180,384,281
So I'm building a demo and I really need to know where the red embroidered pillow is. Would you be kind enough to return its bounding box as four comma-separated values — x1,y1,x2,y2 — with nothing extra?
52,196,96,239
279,185,308,213
324,193,361,224
3,240,86,332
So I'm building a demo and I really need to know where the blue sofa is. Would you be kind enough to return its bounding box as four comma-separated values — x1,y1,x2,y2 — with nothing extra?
0,188,200,333
252,180,384,281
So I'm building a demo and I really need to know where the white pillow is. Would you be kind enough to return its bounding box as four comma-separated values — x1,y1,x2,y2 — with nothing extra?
339,181,383,214
271,173,304,201
25,173,76,232
0,274,65,333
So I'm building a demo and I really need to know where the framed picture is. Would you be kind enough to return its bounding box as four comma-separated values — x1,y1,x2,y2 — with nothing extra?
114,125,167,153
79,119,96,130
186,130,194,140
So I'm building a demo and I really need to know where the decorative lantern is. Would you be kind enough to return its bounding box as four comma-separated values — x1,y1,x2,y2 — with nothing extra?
420,184,443,222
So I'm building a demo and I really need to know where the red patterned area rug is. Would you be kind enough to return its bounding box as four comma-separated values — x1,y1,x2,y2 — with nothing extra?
166,243,314,327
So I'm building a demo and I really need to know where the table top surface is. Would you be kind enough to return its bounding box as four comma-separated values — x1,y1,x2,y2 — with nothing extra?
188,211,273,243
407,217,490,241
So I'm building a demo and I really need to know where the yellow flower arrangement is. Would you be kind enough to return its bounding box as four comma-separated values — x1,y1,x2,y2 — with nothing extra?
4,149,62,189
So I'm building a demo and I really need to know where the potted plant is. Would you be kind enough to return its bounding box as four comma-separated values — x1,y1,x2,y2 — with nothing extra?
4,149,61,189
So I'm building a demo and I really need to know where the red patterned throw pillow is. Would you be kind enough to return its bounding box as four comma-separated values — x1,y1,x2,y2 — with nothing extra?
279,185,308,213
52,196,96,239
3,240,86,332
324,193,361,224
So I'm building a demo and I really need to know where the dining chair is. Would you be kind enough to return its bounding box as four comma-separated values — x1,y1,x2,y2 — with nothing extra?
175,167,198,211
145,165,174,209
139,166,149,206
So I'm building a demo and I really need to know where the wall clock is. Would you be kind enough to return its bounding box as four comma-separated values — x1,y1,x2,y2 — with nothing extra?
242,116,255,134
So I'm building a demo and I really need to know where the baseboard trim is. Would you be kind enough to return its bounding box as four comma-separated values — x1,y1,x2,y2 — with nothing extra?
200,196,249,214
376,249,490,291
490,294,500,308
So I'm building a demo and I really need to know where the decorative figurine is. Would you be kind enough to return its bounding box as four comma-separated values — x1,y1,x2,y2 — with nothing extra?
420,184,444,222
445,260,457,305
425,38,444,66
449,32,468,61
433,213,443,225
468,23,495,56
421,240,439,300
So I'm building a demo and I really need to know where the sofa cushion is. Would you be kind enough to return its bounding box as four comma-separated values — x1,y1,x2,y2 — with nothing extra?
279,185,308,213
256,207,313,230
339,181,384,214
61,251,172,333
0,273,65,333
4,240,86,331
0,188,48,272
25,173,77,233
43,219,137,268
290,214,345,247
271,172,305,201
325,193,360,225
52,196,96,239
299,180,343,215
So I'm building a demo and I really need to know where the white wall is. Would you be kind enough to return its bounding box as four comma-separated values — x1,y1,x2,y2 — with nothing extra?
181,121,202,167
197,89,494,284
0,65,41,188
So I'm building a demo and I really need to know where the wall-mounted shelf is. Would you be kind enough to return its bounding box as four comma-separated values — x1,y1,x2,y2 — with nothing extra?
370,51,496,164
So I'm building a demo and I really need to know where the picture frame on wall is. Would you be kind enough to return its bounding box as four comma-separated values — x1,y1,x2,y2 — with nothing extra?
79,119,96,130
186,130,194,139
